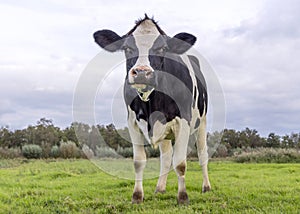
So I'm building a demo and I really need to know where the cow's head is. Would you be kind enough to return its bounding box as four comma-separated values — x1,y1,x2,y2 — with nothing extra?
93,14,196,101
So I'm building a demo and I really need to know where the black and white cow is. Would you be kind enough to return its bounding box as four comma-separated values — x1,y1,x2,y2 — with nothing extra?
93,14,211,204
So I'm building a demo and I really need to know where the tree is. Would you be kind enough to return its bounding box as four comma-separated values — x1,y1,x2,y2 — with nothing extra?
234,128,263,148
29,118,62,157
281,135,293,149
289,133,299,148
221,129,240,149
62,123,78,144
102,124,119,150
88,125,104,151
116,127,132,148
0,126,12,148
74,123,91,146
37,118,53,127
266,133,281,148
207,131,224,155
10,129,27,149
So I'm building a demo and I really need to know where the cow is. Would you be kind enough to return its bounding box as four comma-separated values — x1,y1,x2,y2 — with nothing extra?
93,14,211,204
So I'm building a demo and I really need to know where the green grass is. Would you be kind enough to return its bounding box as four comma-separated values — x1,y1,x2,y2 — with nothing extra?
0,159,299,213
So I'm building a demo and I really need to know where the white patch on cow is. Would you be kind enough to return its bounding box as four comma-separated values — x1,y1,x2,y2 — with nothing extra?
127,20,160,84
151,119,175,148
127,105,147,196
172,118,190,166
197,114,208,165
191,107,200,133
136,119,150,143
180,54,204,134
180,54,197,96
196,114,211,191
127,106,145,145
190,101,207,133
128,105,186,150
156,140,172,193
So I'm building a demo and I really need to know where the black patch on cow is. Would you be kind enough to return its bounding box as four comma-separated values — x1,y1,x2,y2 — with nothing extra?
194,118,200,129
167,33,196,54
148,35,168,70
124,60,194,137
188,55,207,116
124,83,184,137
121,36,139,77
93,30,124,52
150,35,194,96
162,55,193,94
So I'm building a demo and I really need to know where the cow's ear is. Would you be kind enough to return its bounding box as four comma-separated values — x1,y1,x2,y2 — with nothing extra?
93,30,123,52
167,33,196,54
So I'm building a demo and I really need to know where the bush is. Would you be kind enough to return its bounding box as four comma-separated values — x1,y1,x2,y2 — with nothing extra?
117,146,133,158
59,141,79,158
95,146,120,158
234,148,300,163
145,146,160,158
50,145,60,158
82,144,95,159
187,144,198,158
22,144,43,159
0,147,22,159
213,144,228,158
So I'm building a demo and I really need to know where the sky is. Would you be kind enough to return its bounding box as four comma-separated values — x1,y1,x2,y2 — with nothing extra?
0,0,300,136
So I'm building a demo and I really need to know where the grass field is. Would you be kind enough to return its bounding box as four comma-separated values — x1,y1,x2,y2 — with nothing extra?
0,159,299,213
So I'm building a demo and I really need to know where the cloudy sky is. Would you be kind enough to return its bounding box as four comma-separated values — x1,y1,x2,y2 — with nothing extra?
1,0,299,136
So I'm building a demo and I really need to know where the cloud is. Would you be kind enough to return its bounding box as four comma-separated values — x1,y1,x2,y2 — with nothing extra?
207,0,300,135
0,2,88,128
0,0,299,137
224,0,300,41
0,89,73,129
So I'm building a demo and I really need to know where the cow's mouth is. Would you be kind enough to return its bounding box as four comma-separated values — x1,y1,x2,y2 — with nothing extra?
131,84,155,102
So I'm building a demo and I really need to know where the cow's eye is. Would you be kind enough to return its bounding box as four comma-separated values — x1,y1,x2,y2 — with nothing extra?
156,46,167,54
123,46,133,54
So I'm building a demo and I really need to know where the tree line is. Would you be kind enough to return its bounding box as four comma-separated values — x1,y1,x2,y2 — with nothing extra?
208,128,300,158
0,118,299,159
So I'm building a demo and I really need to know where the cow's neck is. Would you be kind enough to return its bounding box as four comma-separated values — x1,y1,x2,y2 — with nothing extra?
136,87,155,102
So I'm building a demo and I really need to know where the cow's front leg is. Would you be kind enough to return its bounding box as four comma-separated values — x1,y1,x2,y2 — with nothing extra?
173,119,190,204
132,143,146,203
155,140,173,193
128,112,147,204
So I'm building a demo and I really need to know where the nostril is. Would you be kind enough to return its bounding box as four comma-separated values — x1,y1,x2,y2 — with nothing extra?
131,69,137,77
145,71,153,78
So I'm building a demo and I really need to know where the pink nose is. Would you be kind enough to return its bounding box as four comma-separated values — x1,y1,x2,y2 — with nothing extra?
130,66,154,79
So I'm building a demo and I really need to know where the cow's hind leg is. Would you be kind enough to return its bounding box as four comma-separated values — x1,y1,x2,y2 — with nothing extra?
155,140,173,193
197,116,211,192
173,119,190,204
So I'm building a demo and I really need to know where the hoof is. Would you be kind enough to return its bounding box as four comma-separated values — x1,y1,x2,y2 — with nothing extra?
177,192,189,205
155,188,166,194
132,191,144,204
202,185,211,193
